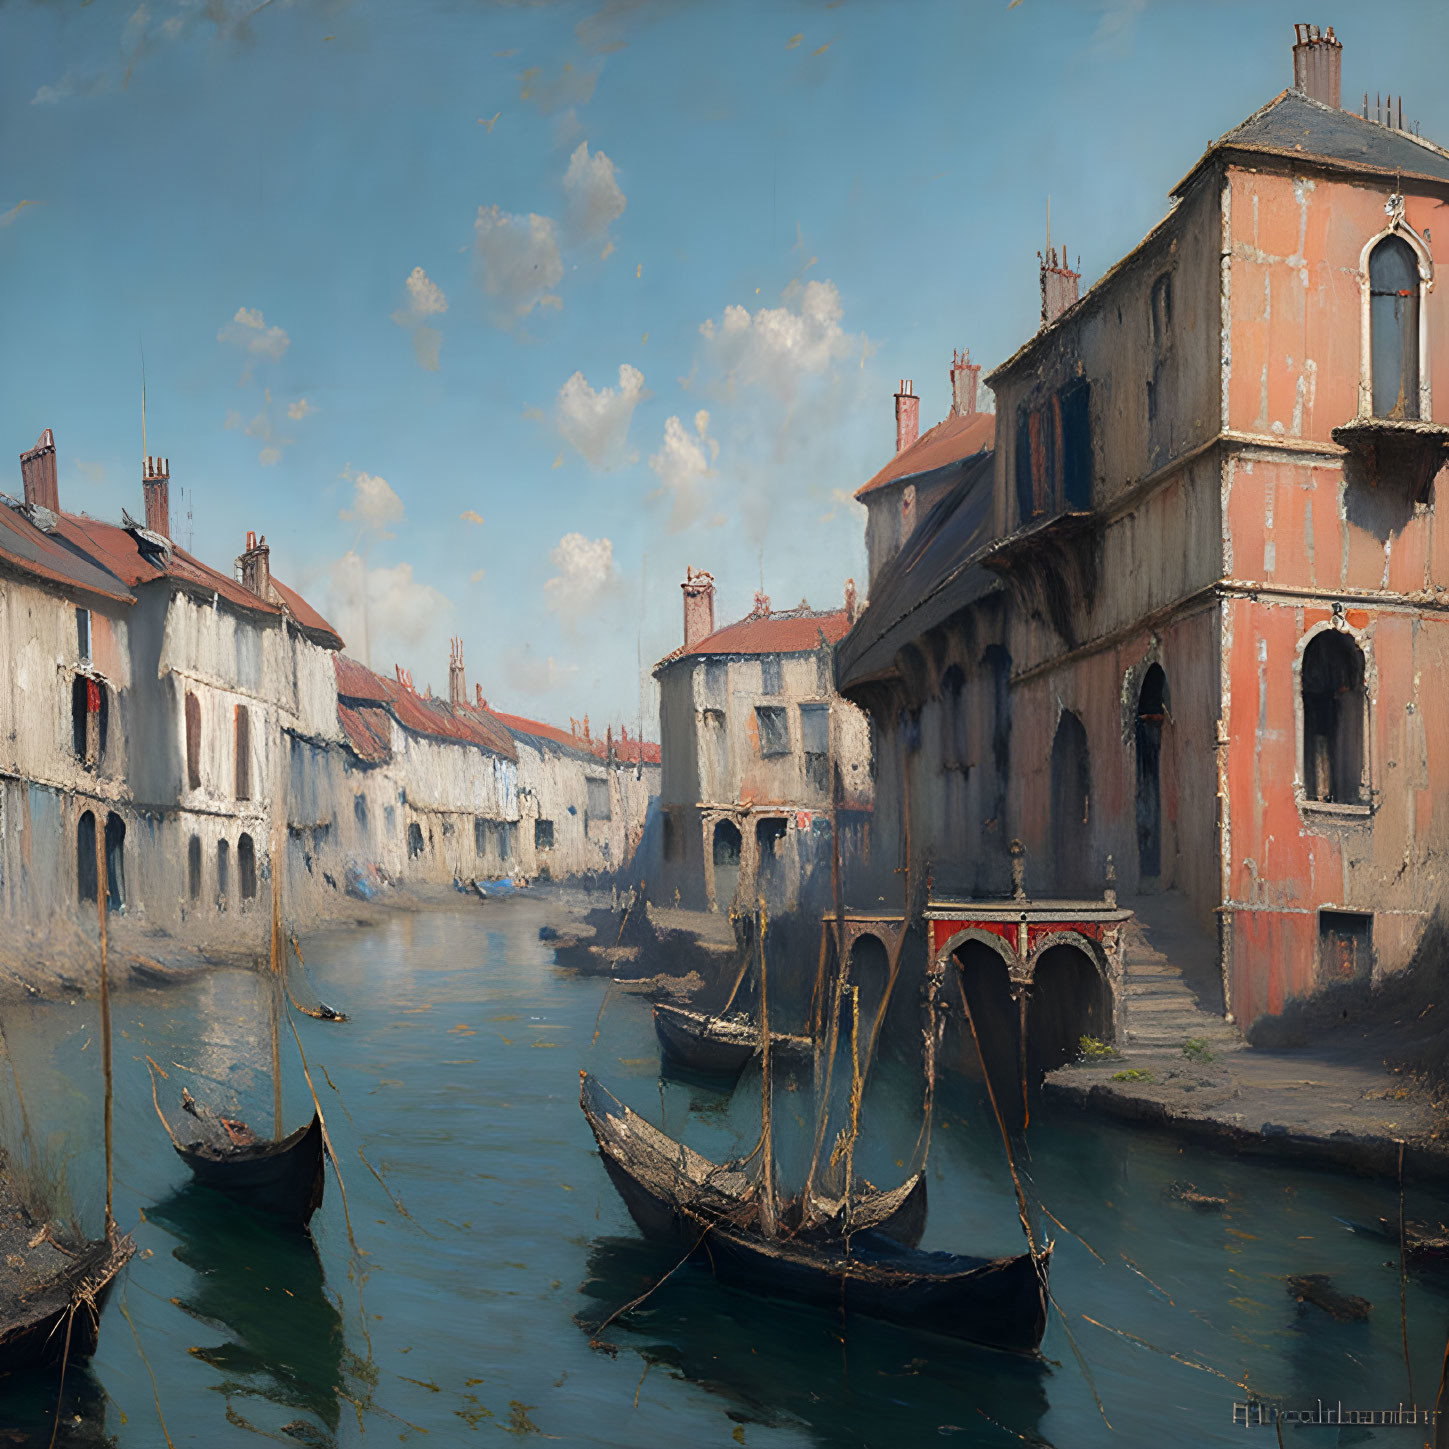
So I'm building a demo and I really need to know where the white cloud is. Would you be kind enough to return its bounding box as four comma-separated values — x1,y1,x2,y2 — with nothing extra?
340,471,404,539
562,141,626,242
392,267,449,371
258,445,282,467
324,551,451,668
699,279,855,399
544,532,621,625
473,206,563,322
218,306,290,365
555,363,644,467
649,410,718,532
460,509,485,525
287,397,317,421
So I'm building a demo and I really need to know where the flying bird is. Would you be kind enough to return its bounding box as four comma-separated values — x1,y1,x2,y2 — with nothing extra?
478,112,500,132
0,200,42,229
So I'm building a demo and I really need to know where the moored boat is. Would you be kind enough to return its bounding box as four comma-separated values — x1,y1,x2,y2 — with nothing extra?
652,1002,812,1079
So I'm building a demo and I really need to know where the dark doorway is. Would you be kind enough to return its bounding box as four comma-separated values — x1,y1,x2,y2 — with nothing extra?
1302,631,1366,803
238,833,257,900
188,834,203,901
847,933,891,1043
218,839,231,906
77,809,98,904
1027,944,1108,1081
1050,711,1092,894
1135,665,1167,883
755,817,787,905
104,812,125,911
952,940,1024,1124
711,819,742,911
1319,911,1372,987
407,822,425,859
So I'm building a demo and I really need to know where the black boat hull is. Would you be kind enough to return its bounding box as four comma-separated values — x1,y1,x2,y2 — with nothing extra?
174,1111,326,1227
652,1004,813,1079
0,1233,135,1377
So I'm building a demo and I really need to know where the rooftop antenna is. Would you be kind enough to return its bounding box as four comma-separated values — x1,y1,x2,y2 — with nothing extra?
1046,195,1051,256
140,340,148,464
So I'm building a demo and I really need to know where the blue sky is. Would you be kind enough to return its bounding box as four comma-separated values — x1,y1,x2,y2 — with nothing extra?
4,0,1447,731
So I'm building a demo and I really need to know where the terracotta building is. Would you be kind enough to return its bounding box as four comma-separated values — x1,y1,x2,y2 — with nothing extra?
838,24,1449,1035
655,570,872,912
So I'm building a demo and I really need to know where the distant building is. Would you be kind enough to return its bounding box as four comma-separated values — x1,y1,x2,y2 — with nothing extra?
839,24,1449,1032
654,569,871,913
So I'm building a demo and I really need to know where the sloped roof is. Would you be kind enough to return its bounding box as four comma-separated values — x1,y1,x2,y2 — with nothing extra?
334,655,518,761
1175,88,1449,198
836,451,999,692
495,711,597,761
657,607,851,673
337,702,393,764
0,502,135,604
855,411,995,499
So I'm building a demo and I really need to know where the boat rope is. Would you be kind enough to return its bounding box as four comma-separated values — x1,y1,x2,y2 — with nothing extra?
287,934,349,1021
717,930,755,1019
756,899,777,1238
802,929,848,1215
144,1058,183,1149
1435,1317,1449,1449
830,985,863,1236
118,1277,176,1448
1080,1311,1249,1391
589,981,616,1048
285,1011,362,1258
45,1301,76,1449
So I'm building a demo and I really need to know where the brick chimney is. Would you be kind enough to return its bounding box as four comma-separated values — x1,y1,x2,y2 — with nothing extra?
1040,246,1080,328
143,455,170,539
894,381,920,454
682,566,715,649
844,577,858,623
238,530,271,599
448,637,466,706
20,429,59,512
1292,23,1341,108
949,349,980,417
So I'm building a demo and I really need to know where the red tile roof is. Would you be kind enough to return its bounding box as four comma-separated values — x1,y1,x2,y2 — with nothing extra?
45,512,343,648
855,410,995,499
337,702,393,764
657,606,851,671
0,504,135,604
334,656,517,761
603,732,661,766
494,711,590,755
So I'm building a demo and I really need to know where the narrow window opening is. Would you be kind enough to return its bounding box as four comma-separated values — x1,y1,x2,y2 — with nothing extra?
1319,910,1372,986
184,691,202,791
407,821,425,858
104,812,125,911
587,777,611,820
77,810,98,904
1369,234,1421,420
1302,631,1366,804
755,705,790,757
218,838,230,905
187,834,202,901
238,833,257,900
535,818,554,851
234,705,251,800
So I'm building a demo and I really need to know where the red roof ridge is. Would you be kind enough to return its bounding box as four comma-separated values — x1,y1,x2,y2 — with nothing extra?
855,410,995,499
657,605,851,670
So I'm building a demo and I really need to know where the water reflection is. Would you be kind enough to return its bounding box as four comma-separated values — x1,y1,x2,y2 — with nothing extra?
0,1365,113,1447
147,1185,344,1437
576,1234,1053,1447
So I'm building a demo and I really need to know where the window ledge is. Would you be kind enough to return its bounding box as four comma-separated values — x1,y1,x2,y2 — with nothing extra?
1298,796,1373,823
1331,417,1449,504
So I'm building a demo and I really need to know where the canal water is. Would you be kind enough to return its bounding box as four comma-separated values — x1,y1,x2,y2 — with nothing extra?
0,893,1444,1446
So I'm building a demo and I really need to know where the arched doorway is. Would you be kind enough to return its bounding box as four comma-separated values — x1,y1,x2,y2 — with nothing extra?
711,819,742,912
846,933,891,1042
238,833,257,901
1135,666,1167,884
1050,711,1092,895
755,817,787,905
77,810,98,904
952,939,1024,1124
407,822,425,859
1301,630,1366,803
104,812,126,912
1027,943,1108,1081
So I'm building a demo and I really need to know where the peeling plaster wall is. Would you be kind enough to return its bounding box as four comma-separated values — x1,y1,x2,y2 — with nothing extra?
655,648,872,910
1220,166,1449,1025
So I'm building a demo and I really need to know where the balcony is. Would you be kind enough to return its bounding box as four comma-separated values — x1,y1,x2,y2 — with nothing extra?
981,509,1097,646
1331,417,1449,506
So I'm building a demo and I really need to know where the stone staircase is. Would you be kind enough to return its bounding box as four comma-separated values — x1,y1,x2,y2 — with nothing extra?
1119,891,1244,1055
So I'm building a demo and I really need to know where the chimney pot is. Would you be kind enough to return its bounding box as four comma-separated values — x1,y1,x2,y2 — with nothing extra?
1291,20,1342,109
448,636,466,707
681,565,716,650
19,429,59,513
1040,246,1081,328
949,348,981,417
894,380,920,454
238,529,271,599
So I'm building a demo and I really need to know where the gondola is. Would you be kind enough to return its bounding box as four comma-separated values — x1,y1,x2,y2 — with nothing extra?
158,776,328,1230
580,1073,1048,1352
170,1094,326,1227
581,1073,926,1247
0,1202,134,1375
652,1002,813,1080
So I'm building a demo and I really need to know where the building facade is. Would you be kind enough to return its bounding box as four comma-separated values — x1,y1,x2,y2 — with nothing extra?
655,570,872,913
838,26,1449,1033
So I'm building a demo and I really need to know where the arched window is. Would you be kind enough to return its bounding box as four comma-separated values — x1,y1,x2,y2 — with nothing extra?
104,812,125,911
1302,631,1366,804
238,833,257,900
1135,665,1168,880
187,834,203,901
1050,710,1092,895
77,810,98,904
217,839,231,904
940,666,967,768
1369,234,1421,420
